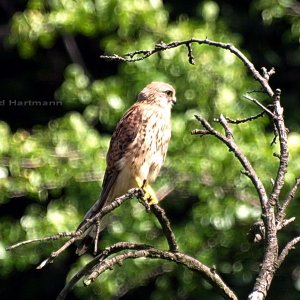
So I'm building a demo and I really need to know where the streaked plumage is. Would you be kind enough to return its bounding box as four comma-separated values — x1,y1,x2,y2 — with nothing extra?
76,81,176,255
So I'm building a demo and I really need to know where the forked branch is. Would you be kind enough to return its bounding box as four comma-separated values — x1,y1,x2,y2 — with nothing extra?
57,242,237,300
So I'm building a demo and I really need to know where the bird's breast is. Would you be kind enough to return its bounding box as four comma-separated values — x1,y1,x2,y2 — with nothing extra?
132,108,171,182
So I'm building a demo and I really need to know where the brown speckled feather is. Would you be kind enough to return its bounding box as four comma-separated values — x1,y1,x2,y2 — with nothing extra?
77,105,143,228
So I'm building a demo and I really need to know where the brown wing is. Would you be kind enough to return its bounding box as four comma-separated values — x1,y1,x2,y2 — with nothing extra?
77,104,143,229
101,103,143,199
106,104,143,169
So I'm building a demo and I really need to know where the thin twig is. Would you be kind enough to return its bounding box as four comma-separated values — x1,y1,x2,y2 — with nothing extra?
276,177,300,226
218,114,234,140
277,237,300,269
277,217,295,231
191,129,212,135
243,95,275,118
93,218,101,255
261,67,276,81
6,232,74,251
224,111,266,124
186,43,195,65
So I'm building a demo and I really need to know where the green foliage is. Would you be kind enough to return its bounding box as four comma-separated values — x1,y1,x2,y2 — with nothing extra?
256,0,300,41
2,0,300,299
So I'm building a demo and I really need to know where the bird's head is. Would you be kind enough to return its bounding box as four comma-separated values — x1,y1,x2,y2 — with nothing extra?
137,82,176,109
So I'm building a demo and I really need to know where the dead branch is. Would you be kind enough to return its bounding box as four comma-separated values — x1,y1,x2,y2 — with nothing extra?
79,245,238,300
224,111,266,124
276,177,300,226
277,237,300,269
243,95,275,118
100,38,274,97
268,89,289,206
6,231,74,251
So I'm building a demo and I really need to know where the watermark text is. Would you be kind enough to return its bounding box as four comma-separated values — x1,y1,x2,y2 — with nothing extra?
0,99,63,107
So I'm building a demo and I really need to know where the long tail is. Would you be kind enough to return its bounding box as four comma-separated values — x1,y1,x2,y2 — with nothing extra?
75,171,119,255
75,195,106,256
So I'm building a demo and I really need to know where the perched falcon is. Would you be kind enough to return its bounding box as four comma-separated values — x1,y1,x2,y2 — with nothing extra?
76,81,176,255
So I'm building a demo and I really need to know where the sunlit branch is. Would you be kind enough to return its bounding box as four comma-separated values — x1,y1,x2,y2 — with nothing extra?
100,38,275,97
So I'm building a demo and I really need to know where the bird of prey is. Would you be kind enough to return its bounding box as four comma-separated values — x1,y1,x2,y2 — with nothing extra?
76,81,176,255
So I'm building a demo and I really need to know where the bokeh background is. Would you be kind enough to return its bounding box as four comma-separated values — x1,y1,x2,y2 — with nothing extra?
1,0,300,299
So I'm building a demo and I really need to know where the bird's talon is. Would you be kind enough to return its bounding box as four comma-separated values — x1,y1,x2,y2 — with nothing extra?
146,195,158,205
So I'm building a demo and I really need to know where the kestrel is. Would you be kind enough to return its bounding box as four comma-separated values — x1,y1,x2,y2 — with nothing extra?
76,81,176,255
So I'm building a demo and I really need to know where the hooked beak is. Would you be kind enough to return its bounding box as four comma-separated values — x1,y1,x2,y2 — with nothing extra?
171,98,177,105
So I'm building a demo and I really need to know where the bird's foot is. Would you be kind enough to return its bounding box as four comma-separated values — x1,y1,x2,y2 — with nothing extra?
135,177,159,205
144,185,159,205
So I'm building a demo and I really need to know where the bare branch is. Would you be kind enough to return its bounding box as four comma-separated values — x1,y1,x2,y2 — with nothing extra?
6,232,74,251
268,89,289,206
261,67,276,81
191,129,212,135
276,177,300,226
224,111,266,124
192,113,283,300
58,241,237,300
218,114,234,140
277,237,300,269
277,217,296,231
243,95,275,118
41,188,144,268
186,43,195,65
84,247,238,300
100,38,275,97
247,91,287,300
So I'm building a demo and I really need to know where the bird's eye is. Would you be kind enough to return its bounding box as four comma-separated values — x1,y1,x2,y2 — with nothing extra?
164,90,173,97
